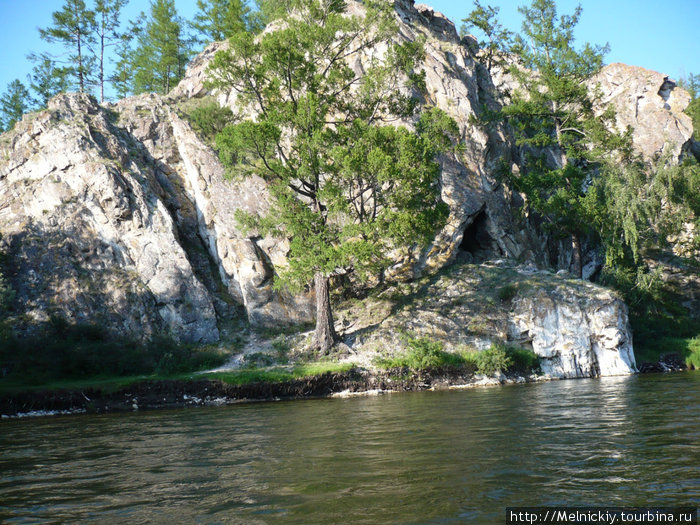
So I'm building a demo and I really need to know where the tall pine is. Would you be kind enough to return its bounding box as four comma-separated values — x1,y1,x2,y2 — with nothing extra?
131,0,191,94
39,0,96,94
94,0,127,102
502,0,617,277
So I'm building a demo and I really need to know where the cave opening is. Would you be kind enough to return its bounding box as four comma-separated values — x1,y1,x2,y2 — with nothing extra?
459,210,499,261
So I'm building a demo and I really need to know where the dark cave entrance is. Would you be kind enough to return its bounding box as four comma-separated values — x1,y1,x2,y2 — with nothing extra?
459,210,500,261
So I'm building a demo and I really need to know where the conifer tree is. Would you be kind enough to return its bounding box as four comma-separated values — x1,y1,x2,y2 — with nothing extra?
500,0,618,277
191,0,256,44
39,0,96,94
208,0,456,352
93,0,127,102
461,1,513,73
27,53,72,108
131,0,191,94
0,80,32,133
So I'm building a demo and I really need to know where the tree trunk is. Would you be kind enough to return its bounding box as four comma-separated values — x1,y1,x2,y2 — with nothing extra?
571,232,583,279
313,272,336,353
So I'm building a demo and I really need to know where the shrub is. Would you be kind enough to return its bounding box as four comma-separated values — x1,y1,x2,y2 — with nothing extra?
507,346,541,374
497,283,518,302
180,98,235,145
0,320,226,384
475,343,512,375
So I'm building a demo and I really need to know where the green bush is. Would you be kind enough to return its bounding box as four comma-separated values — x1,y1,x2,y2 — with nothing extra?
475,343,512,375
497,284,518,302
507,346,541,374
0,320,226,384
180,99,235,145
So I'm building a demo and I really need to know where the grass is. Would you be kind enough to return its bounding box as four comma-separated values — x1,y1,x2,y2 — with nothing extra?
634,336,700,369
200,361,355,386
374,335,540,376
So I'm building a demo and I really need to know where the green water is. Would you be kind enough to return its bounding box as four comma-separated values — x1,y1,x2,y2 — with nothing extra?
1,373,698,524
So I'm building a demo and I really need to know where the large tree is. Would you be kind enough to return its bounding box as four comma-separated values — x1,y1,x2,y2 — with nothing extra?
0,80,32,133
131,0,191,94
208,0,456,352
39,0,96,94
500,0,619,277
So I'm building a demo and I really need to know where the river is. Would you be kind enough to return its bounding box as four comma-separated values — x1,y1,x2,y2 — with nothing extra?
1,372,698,524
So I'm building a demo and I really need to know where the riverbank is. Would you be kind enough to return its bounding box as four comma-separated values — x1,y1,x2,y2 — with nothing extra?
0,366,549,417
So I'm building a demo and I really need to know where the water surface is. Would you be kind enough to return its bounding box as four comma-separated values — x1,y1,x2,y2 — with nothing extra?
1,373,698,523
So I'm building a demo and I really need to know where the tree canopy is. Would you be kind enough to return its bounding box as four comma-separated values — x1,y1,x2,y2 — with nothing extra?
208,0,456,351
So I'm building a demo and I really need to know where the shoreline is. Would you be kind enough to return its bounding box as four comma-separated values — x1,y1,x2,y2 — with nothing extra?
1,360,692,419
0,368,547,418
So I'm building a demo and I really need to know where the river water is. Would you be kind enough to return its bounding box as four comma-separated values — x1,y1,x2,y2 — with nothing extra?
1,373,698,524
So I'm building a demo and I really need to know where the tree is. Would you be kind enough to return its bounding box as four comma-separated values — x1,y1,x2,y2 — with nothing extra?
39,0,96,94
191,0,258,44
500,0,619,277
678,73,699,141
208,0,455,352
461,1,513,73
93,0,127,102
131,0,192,94
27,53,72,108
111,27,137,99
0,80,32,133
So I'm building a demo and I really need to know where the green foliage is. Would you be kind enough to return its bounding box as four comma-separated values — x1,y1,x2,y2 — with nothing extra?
497,283,518,302
204,361,354,385
208,0,455,350
506,346,541,374
0,320,225,385
27,53,71,108
130,0,193,95
93,0,127,102
589,157,700,268
375,335,539,376
474,343,512,375
461,1,513,72
497,0,625,276
0,80,32,133
179,98,236,145
375,336,466,370
39,0,96,94
191,0,259,44
678,73,699,140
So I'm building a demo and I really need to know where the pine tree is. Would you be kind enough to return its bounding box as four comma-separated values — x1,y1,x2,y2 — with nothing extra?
27,53,72,108
208,0,455,352
461,1,513,73
93,0,127,102
131,0,191,94
111,28,137,99
39,0,96,94
191,0,255,44
500,0,618,277
0,80,32,133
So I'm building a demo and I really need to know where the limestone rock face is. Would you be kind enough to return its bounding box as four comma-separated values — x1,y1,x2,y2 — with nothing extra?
112,94,315,327
590,63,694,161
510,284,636,378
0,0,694,354
334,263,636,378
0,94,218,342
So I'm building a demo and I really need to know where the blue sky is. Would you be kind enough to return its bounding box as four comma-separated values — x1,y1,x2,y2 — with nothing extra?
1,0,699,102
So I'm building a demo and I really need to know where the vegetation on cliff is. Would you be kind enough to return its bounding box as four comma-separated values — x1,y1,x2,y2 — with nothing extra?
0,0,698,395
207,0,457,352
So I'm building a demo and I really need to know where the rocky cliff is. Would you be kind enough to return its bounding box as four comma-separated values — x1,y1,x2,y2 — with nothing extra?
0,0,695,375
